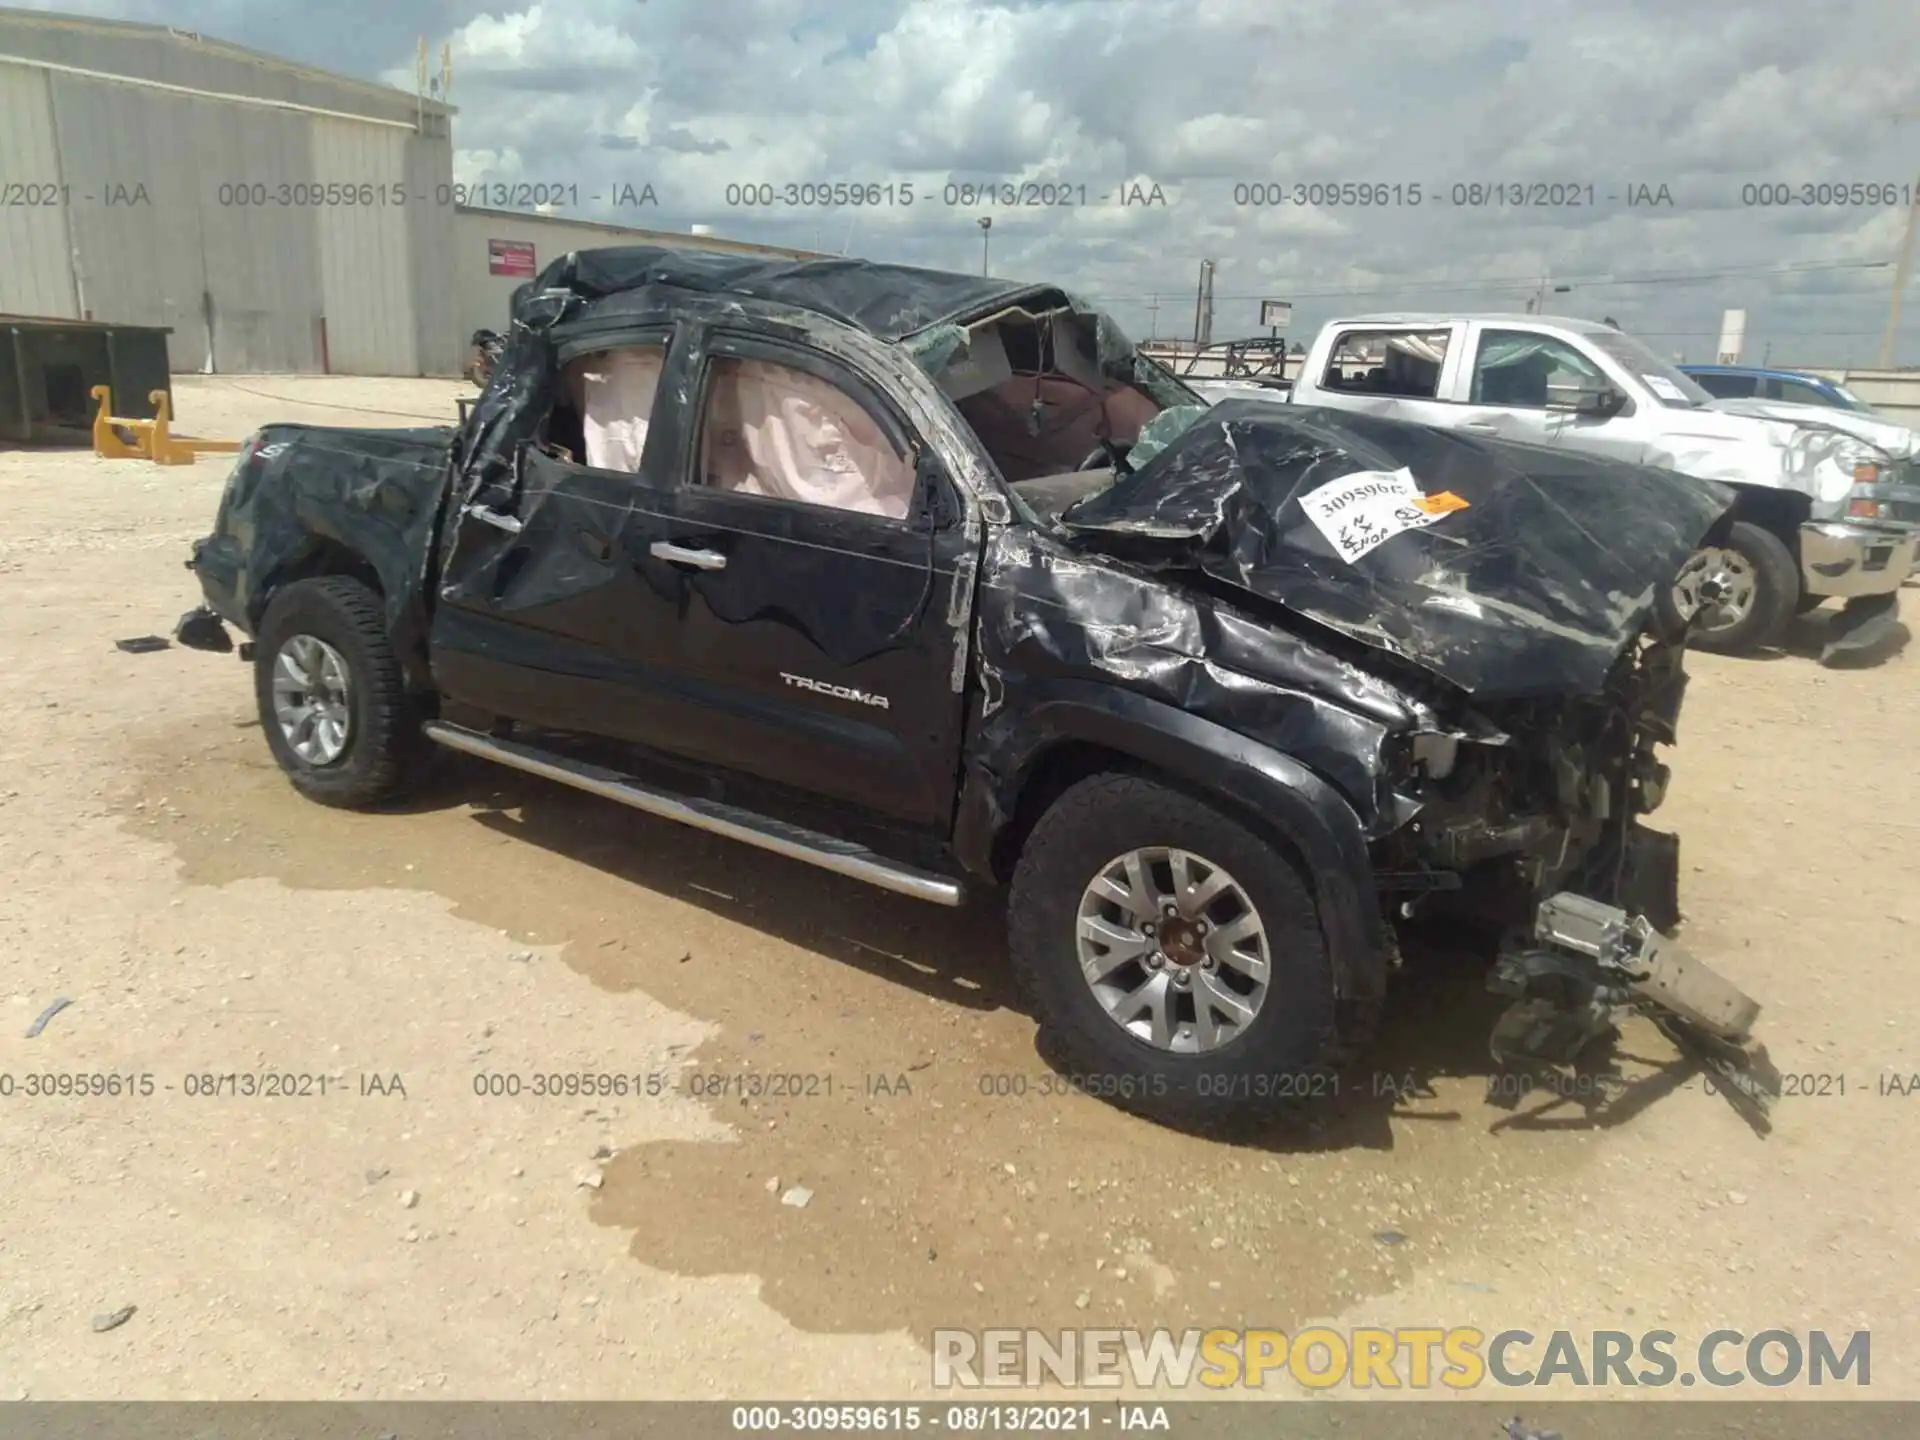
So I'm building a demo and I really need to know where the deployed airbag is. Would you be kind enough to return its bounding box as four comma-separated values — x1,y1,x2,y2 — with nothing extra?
570,348,663,472
704,358,914,519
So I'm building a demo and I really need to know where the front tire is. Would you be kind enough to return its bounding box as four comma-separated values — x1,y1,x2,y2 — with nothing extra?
1006,773,1350,1125
1667,520,1799,654
254,577,424,808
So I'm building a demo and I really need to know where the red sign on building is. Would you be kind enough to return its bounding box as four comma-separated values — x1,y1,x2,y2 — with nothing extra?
488,239,536,278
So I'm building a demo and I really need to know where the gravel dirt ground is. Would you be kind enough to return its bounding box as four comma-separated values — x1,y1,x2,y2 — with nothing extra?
1,375,1916,1403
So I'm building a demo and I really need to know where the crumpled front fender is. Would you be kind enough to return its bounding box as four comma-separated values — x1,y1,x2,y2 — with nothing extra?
956,681,1390,1003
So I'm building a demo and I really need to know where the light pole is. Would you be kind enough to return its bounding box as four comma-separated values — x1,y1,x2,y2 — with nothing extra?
977,216,992,276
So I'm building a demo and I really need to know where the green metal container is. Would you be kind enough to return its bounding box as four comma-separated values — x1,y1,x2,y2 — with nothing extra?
0,315,174,444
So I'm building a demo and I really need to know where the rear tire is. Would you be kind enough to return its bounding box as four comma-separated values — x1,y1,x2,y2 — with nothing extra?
1667,520,1799,654
254,576,425,808
1006,773,1354,1126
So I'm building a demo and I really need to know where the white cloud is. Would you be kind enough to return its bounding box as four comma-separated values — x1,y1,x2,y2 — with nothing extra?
23,0,1920,360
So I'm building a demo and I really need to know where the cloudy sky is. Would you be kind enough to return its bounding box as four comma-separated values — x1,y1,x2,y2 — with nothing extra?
21,0,1920,363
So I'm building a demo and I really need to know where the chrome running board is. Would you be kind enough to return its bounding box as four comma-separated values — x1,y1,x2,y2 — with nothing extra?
422,721,965,906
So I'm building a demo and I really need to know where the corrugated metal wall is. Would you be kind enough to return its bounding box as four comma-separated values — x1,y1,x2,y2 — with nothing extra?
406,130,460,376
311,117,415,375
0,11,460,375
0,65,77,317
0,11,426,124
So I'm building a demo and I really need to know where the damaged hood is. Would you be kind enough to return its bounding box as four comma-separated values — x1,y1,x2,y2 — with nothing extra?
1059,401,1734,699
1706,396,1920,463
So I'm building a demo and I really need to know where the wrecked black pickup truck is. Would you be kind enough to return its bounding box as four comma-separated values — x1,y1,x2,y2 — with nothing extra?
178,247,1777,1124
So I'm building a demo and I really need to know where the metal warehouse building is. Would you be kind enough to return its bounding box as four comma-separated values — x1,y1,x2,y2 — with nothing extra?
1,10,829,379
0,7,459,375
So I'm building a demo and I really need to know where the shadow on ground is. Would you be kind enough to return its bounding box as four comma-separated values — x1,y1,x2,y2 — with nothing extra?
129,713,1701,1346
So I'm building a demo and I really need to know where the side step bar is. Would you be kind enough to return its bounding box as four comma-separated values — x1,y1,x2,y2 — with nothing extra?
422,722,965,907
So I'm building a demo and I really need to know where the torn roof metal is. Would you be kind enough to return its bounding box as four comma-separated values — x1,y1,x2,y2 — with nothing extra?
519,246,1058,342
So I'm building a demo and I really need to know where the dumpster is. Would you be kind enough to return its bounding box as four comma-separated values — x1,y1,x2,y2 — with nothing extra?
0,316,174,444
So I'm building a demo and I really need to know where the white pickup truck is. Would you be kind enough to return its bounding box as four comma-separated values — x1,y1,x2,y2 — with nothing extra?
1269,314,1920,657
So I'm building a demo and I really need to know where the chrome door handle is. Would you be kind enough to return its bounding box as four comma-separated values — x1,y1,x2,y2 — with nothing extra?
1462,420,1500,432
465,503,522,534
650,541,727,570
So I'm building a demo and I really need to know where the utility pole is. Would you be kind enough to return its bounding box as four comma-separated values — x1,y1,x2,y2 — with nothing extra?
1879,109,1919,368
1146,294,1160,339
977,216,992,277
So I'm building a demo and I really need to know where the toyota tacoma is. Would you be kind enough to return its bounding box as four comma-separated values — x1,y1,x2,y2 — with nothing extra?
176,248,1774,1124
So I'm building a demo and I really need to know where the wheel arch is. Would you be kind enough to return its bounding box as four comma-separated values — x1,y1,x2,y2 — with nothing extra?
1717,482,1811,555
958,684,1389,1002
252,540,433,695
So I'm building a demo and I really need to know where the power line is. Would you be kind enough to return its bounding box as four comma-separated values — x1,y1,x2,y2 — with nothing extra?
1083,257,1892,304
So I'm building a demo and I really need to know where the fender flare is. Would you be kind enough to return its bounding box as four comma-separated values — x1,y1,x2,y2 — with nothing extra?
959,683,1389,1001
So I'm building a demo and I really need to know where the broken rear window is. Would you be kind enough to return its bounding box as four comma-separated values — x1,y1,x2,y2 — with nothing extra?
1321,329,1451,400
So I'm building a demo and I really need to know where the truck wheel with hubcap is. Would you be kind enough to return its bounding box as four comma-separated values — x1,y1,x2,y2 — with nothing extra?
254,576,424,808
1007,773,1343,1124
1666,520,1799,654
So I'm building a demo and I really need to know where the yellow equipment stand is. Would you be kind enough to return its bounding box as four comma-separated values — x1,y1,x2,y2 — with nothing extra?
91,387,241,465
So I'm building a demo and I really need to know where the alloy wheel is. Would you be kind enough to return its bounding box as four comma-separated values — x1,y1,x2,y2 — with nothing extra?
1074,847,1271,1054
270,634,354,766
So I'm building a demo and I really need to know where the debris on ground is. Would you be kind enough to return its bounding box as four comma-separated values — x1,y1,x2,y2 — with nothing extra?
1375,1230,1408,1246
91,1306,136,1334
25,998,71,1039
114,636,171,654
780,1186,813,1208
577,1170,604,1190
365,1168,389,1184
400,1190,420,1209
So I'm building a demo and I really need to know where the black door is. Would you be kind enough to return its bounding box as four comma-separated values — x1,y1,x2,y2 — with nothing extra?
609,326,977,831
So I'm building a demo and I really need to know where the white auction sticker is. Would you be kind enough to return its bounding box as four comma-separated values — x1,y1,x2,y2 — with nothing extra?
1643,374,1687,402
1296,467,1465,563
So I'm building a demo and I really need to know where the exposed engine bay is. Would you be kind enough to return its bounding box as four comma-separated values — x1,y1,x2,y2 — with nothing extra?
1380,628,1780,1124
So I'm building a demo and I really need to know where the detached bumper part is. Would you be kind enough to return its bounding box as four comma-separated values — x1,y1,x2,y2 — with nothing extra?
1530,892,1758,1040
1490,892,1778,1124
1822,591,1900,662
174,606,233,653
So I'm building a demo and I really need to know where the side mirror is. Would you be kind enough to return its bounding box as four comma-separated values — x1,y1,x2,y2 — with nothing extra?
1547,373,1623,417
